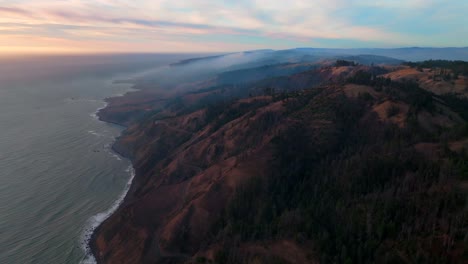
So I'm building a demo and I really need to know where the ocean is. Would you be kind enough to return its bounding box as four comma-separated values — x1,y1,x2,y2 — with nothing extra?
0,53,195,263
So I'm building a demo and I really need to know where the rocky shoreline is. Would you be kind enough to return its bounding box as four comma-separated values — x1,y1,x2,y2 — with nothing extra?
89,93,138,264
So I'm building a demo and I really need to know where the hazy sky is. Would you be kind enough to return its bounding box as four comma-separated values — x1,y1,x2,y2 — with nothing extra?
0,0,467,54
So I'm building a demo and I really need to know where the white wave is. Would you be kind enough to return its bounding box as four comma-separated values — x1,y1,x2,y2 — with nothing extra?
103,143,122,161
106,148,122,161
81,81,138,263
89,102,108,120
80,165,135,264
89,83,139,120
87,130,104,137
65,98,101,103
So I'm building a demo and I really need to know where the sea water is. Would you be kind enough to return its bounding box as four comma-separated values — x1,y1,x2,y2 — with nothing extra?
0,54,195,263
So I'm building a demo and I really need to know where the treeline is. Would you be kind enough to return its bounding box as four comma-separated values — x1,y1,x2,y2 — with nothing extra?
347,70,435,113
439,93,468,121
208,85,467,263
205,98,272,132
404,60,468,77
335,60,357,67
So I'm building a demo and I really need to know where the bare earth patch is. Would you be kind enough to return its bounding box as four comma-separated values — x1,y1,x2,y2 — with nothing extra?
372,100,409,127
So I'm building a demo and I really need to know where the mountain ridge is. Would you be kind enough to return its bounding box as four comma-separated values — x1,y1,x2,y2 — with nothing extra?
91,57,468,264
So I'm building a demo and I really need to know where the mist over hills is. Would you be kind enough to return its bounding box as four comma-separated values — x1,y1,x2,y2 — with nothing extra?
134,47,467,89
171,47,468,69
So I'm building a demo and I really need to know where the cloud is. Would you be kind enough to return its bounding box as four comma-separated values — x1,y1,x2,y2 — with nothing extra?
0,6,30,15
0,0,466,53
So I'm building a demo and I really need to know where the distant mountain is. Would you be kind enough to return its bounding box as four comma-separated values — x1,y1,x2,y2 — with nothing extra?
291,47,468,61
152,50,403,88
336,54,404,65
170,53,232,66
170,48,468,71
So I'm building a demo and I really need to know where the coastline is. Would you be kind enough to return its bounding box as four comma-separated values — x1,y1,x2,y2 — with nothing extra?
84,91,138,264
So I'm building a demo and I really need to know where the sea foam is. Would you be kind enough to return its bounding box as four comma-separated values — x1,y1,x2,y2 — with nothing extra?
104,143,122,161
81,85,138,263
89,102,108,120
81,95,133,263
80,165,135,264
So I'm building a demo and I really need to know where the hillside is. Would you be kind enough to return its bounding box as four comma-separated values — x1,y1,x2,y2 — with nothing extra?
91,61,468,264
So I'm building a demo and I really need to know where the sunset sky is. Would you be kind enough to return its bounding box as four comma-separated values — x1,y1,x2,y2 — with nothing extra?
0,0,467,54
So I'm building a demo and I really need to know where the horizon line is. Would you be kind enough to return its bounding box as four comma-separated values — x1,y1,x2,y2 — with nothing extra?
0,46,467,57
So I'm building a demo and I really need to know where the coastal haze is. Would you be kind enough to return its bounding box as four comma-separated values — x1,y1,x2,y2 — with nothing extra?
0,54,194,263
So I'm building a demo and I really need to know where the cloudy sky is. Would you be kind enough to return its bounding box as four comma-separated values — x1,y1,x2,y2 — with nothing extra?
0,0,467,54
